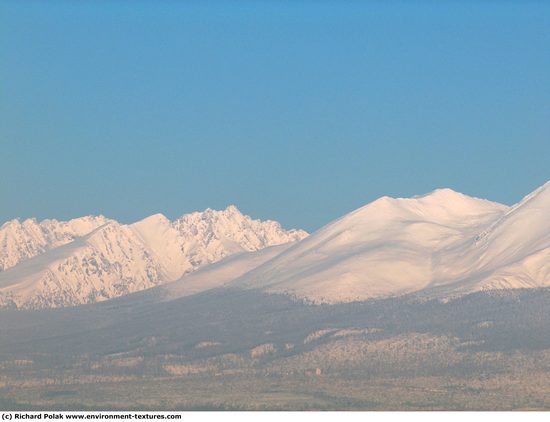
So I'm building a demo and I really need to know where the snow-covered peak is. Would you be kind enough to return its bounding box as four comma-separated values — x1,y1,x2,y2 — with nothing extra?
0,215,111,271
405,188,507,223
133,213,171,228
469,180,550,269
414,187,468,200
231,186,516,303
391,187,506,217
0,217,40,231
172,205,307,270
317,188,506,250
0,207,307,309
4,181,548,309
224,204,242,215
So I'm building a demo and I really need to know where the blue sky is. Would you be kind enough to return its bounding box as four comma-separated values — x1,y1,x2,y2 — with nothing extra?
1,1,549,231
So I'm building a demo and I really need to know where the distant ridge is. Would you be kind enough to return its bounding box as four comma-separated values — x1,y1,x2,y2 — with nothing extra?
2,181,549,309
0,206,307,309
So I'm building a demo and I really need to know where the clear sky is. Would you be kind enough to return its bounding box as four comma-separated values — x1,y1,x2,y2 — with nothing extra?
1,1,549,232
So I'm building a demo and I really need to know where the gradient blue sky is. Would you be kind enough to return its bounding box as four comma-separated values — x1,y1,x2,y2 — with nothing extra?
1,1,549,231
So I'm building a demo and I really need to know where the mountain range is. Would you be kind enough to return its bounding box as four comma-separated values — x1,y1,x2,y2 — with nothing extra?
1,181,550,410
0,207,307,309
1,181,549,309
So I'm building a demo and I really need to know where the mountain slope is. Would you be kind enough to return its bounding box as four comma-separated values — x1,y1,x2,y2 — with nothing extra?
427,180,550,296
231,188,510,302
160,243,294,301
0,207,307,309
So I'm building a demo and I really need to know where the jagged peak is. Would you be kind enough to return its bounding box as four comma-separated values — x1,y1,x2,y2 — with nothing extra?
134,213,170,225
224,204,243,216
175,205,249,224
0,215,110,228
171,206,307,245
0,217,44,231
69,214,109,222
0,218,22,230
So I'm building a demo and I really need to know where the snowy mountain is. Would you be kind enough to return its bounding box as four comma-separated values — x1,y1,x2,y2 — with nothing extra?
230,188,508,302
0,216,110,271
2,181,549,309
0,207,307,309
226,181,550,303
426,180,550,296
152,182,550,303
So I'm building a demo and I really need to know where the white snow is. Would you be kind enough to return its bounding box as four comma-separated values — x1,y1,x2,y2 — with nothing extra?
1,181,549,309
0,216,110,271
161,243,293,300
228,182,550,303
0,207,307,309
230,187,509,302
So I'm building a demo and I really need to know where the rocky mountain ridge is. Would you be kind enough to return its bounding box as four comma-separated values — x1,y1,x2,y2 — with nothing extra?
0,207,307,309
